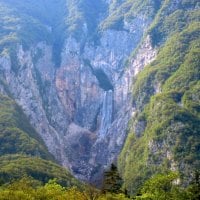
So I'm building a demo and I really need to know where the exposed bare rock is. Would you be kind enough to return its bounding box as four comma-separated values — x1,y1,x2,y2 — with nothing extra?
0,11,157,183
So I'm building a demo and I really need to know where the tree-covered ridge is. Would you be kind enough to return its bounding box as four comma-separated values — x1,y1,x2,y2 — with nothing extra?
0,95,51,159
0,0,51,51
0,171,199,199
148,0,200,46
0,0,67,65
0,94,79,186
119,0,200,195
0,0,108,45
0,0,109,66
65,0,107,37
100,0,163,30
0,155,78,187
133,22,200,109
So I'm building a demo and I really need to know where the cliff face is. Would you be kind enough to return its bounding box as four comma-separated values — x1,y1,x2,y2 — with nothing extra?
0,0,199,189
0,24,153,183
0,0,156,182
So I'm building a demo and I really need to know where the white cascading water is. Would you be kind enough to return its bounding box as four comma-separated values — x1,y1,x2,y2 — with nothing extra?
99,90,113,136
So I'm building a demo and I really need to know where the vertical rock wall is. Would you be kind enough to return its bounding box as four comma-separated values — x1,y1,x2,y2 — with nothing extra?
0,1,158,182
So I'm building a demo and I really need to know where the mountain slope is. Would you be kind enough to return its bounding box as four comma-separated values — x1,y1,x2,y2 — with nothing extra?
0,95,52,158
0,94,79,186
118,0,200,194
0,0,143,182
0,0,199,192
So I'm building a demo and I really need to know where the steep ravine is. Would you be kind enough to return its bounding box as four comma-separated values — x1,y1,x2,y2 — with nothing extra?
0,12,155,182
1,0,199,190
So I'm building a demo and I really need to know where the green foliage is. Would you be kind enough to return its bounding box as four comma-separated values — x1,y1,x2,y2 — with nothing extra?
100,0,162,31
0,95,52,159
135,172,189,200
182,82,200,118
186,171,200,200
118,132,152,194
0,127,45,156
99,193,130,200
0,0,109,65
0,177,81,200
148,0,200,46
102,164,123,194
120,89,200,193
0,174,198,199
119,0,200,195
0,154,79,187
0,0,66,66
0,94,80,187
133,22,200,109
0,177,130,200
66,0,106,38
134,171,200,199
0,1,51,50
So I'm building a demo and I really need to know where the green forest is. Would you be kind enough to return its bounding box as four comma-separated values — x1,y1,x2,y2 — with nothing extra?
0,170,199,199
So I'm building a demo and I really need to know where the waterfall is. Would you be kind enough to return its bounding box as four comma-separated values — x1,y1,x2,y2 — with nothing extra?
99,90,113,136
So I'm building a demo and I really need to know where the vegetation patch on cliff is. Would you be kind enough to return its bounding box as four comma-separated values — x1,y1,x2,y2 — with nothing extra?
119,0,200,195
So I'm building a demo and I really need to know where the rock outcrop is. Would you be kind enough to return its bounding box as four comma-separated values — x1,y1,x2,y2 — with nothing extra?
0,0,158,182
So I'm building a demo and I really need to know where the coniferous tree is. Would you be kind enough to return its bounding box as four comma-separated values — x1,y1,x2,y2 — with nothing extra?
187,170,200,200
102,163,123,194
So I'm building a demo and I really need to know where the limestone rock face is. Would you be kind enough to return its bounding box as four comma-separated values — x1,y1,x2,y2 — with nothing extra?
0,7,157,182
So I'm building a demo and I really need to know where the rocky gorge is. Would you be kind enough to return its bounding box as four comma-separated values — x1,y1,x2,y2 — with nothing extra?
0,0,199,193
